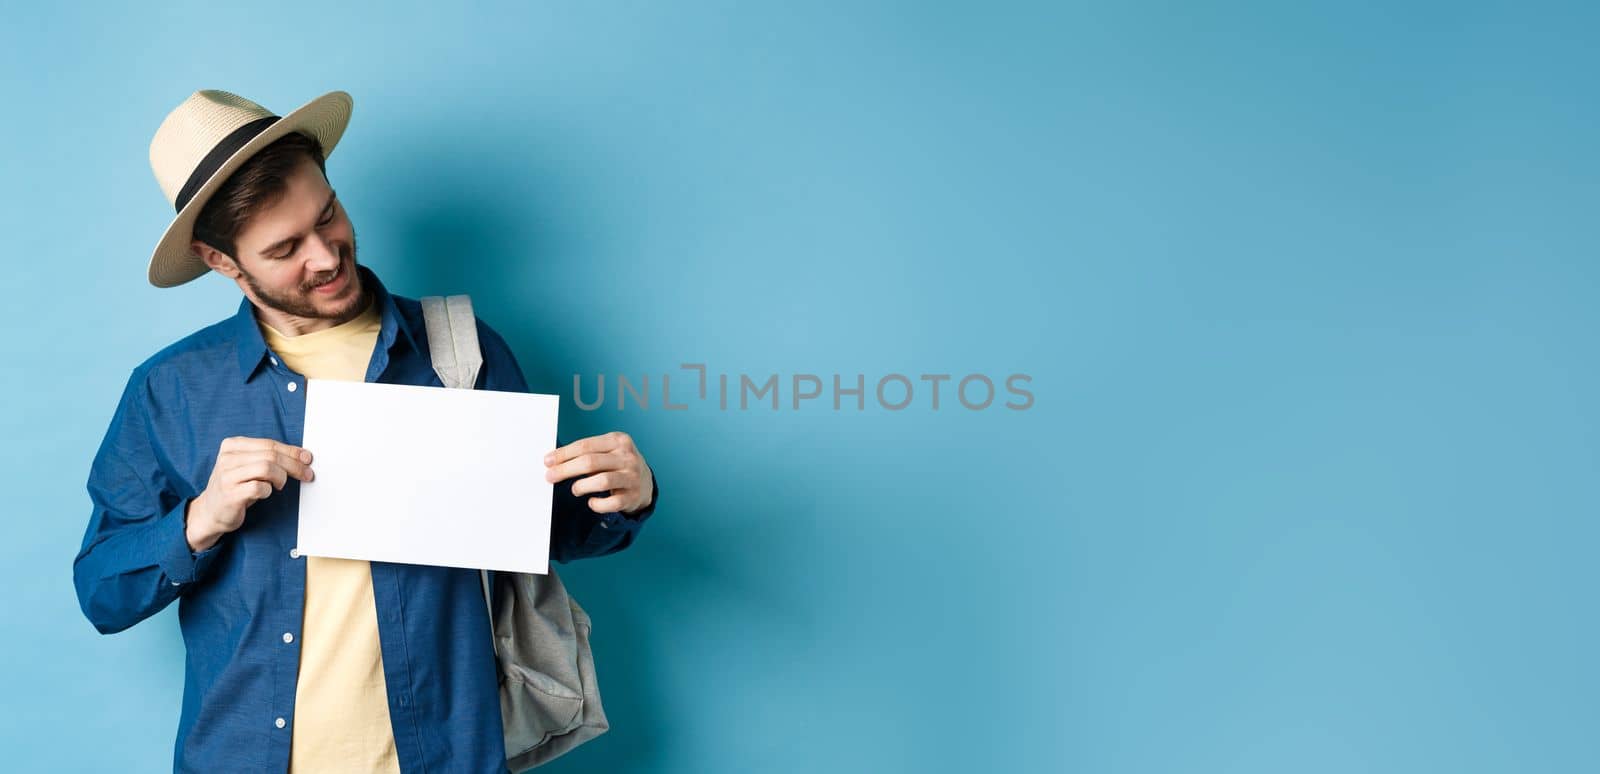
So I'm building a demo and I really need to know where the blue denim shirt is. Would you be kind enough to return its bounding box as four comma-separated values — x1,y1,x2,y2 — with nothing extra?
72,265,655,773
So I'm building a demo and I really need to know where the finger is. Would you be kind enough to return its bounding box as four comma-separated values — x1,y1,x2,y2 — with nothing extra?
251,480,273,500
230,460,290,491
571,470,635,498
219,442,312,469
225,447,312,476
222,437,313,464
281,442,313,465
223,450,315,482
273,449,314,481
258,461,290,491
584,492,627,514
544,432,627,467
543,436,604,467
545,451,626,484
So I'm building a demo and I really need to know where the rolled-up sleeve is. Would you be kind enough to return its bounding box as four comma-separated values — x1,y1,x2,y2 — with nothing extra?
73,370,221,635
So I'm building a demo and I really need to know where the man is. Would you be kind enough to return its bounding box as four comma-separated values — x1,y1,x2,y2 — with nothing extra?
72,89,657,773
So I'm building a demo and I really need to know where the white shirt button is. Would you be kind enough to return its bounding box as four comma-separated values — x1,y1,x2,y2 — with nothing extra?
286,382,298,393
282,632,294,644
275,717,286,729
289,548,300,559
270,356,279,366
170,580,181,586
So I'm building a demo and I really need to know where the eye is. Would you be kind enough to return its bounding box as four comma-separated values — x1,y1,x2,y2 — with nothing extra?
317,207,335,227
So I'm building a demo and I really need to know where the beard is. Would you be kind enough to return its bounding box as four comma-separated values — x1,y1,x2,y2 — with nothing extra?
239,228,365,322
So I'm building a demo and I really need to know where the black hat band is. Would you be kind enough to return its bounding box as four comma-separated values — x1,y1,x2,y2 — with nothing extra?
173,115,281,213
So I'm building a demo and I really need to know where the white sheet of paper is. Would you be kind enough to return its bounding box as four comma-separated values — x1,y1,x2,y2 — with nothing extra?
296,378,557,574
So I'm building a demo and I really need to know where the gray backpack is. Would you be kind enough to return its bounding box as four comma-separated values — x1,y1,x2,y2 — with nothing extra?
421,294,610,772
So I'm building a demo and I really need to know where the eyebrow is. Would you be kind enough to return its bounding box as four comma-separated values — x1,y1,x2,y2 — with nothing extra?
257,190,337,258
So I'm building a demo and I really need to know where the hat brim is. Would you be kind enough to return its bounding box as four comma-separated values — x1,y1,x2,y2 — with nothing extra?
147,91,354,288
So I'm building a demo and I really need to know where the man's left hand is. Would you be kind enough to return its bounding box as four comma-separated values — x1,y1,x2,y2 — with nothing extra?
544,431,655,515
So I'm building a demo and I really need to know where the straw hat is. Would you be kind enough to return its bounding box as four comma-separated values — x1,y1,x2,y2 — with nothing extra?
146,89,353,288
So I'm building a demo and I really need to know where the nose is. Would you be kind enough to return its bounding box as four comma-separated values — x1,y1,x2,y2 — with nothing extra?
304,233,341,275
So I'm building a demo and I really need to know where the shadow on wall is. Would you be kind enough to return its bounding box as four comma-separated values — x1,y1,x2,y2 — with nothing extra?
373,146,822,772
374,130,607,399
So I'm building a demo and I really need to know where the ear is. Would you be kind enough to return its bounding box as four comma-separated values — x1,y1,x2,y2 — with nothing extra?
194,239,240,278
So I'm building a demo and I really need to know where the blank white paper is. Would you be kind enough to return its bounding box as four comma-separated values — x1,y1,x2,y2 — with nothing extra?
296,378,557,574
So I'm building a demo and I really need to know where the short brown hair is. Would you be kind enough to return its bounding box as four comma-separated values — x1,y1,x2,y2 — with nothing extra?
192,131,328,260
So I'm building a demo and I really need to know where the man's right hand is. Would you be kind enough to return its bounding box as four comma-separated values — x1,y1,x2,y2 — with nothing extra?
186,437,315,553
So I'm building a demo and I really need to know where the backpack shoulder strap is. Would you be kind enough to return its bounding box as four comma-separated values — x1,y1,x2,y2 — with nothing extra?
420,294,497,634
419,294,483,390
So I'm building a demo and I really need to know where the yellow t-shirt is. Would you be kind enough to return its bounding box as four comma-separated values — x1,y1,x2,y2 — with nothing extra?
260,297,401,774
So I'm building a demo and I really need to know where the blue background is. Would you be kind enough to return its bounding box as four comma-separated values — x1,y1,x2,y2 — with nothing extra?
3,1,1595,772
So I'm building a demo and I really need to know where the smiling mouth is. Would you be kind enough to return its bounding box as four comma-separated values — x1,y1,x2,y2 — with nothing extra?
309,262,345,294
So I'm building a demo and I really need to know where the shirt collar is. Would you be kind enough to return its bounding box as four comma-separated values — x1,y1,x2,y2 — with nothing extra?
231,264,421,381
